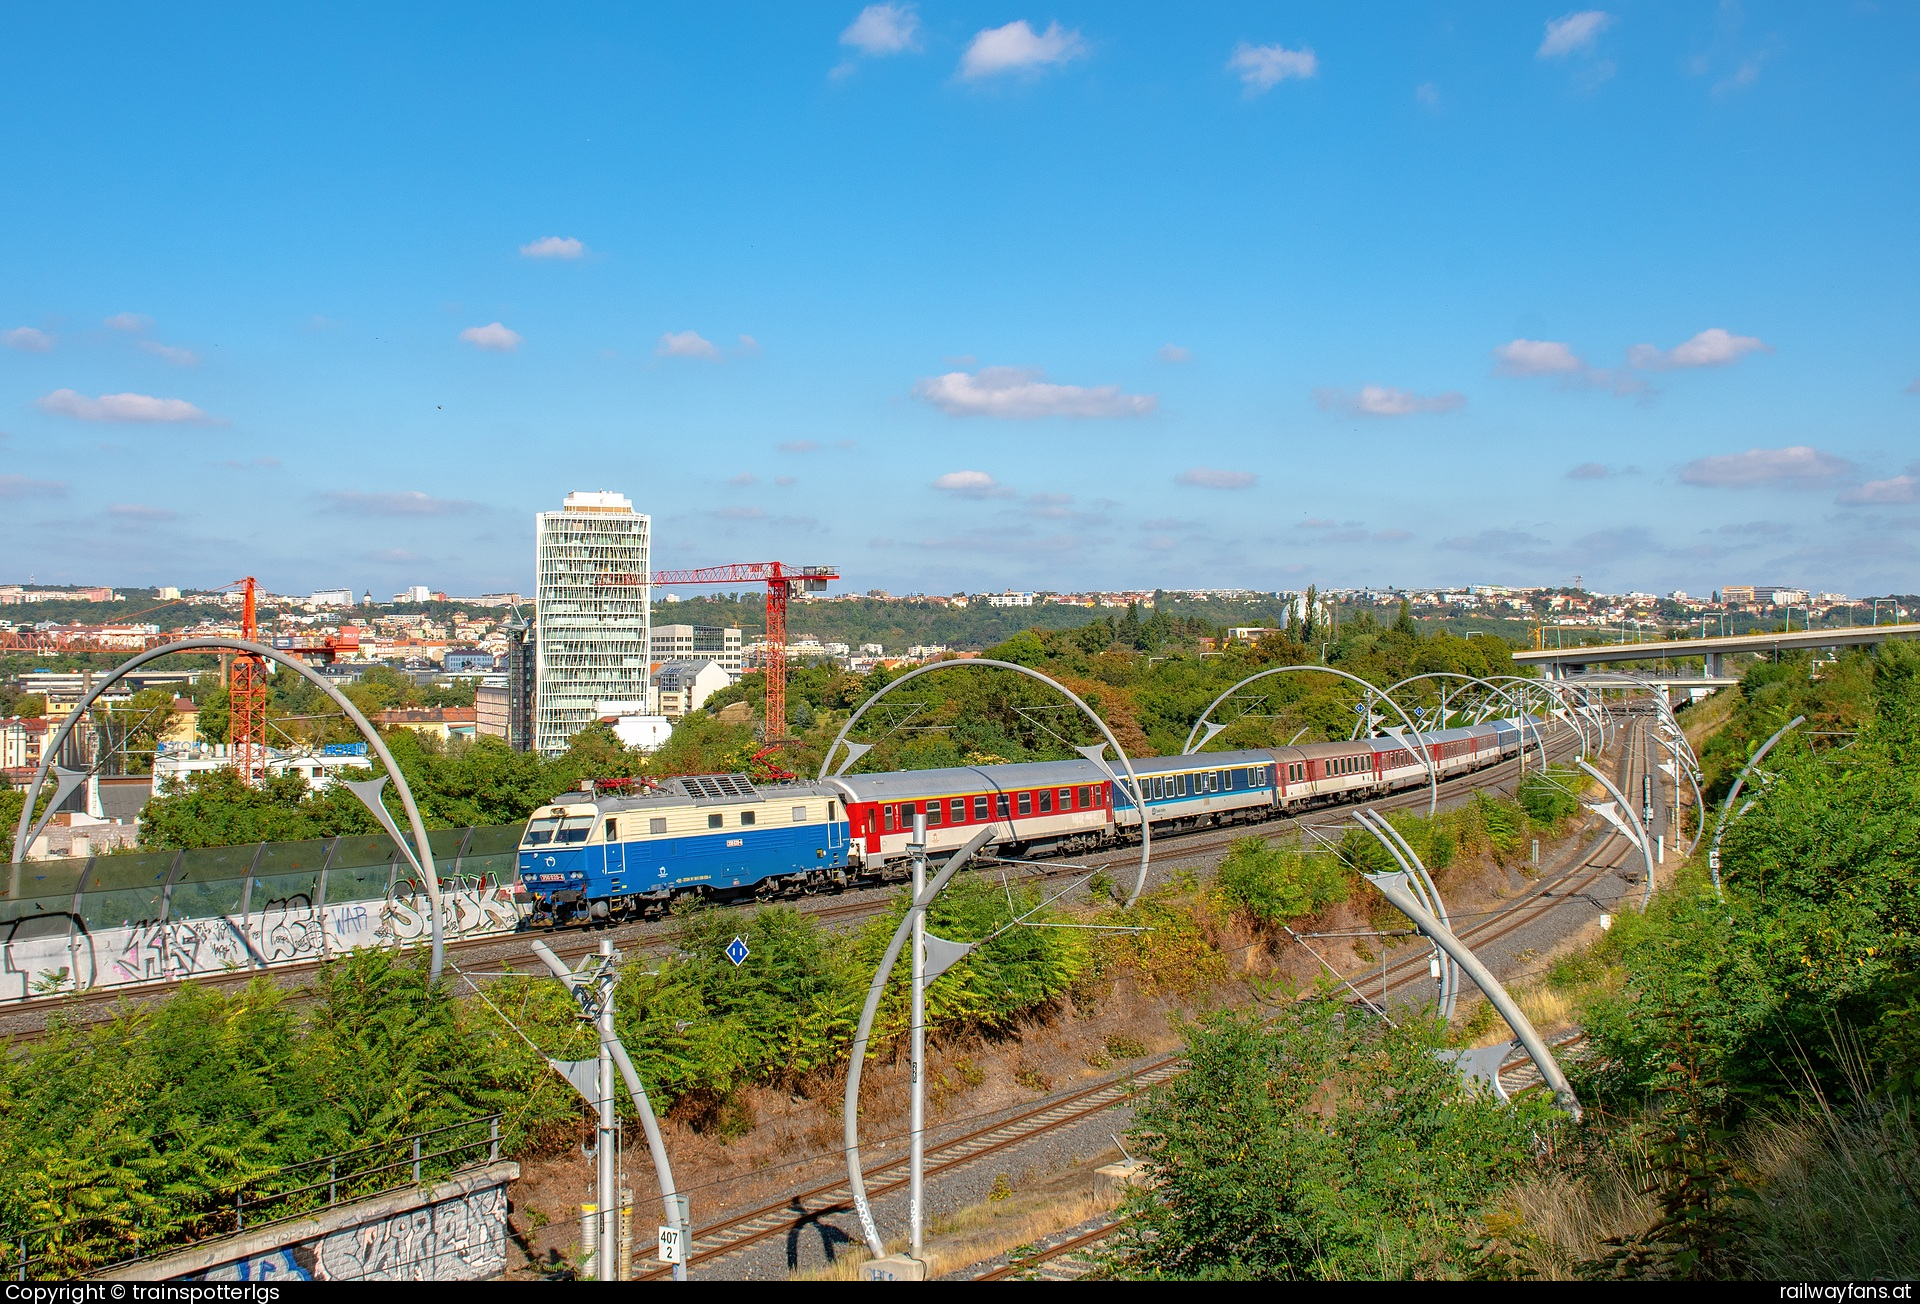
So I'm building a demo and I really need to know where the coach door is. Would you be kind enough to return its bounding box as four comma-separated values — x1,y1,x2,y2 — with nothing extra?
602,817,624,877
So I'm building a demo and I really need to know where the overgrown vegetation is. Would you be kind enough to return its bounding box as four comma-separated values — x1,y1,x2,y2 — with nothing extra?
1479,644,1920,1280
1111,998,1560,1279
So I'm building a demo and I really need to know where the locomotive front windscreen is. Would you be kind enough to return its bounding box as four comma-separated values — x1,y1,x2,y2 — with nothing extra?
522,814,594,847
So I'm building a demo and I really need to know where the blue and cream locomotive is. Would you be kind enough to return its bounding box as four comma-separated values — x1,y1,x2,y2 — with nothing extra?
517,773,851,923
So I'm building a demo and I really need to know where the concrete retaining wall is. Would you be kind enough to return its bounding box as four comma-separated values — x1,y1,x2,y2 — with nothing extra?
97,1161,521,1282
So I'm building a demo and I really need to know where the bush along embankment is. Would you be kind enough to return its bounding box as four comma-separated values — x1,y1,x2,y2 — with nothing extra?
0,950,575,1278
1468,643,1920,1281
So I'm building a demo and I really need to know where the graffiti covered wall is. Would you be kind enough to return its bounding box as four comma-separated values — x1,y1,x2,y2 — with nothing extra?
2,829,527,1005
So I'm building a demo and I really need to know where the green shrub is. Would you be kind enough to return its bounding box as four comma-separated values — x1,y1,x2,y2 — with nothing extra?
1216,836,1350,927
1112,999,1559,1279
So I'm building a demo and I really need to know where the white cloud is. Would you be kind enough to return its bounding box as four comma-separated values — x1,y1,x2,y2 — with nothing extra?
519,236,587,259
727,473,759,486
1227,42,1317,94
1314,385,1466,417
914,366,1156,418
1567,462,1610,480
37,389,210,423
1628,327,1770,370
459,322,522,352
0,473,67,499
1906,377,1920,395
959,20,1085,80
1177,467,1257,489
320,490,481,516
108,503,177,522
655,330,719,359
932,470,1016,499
1415,82,1440,108
842,3,920,55
1679,445,1853,489
105,312,152,332
1538,11,1612,58
779,440,822,453
1838,475,1919,506
139,340,199,366
1158,343,1191,363
1494,338,1583,376
3,326,52,352
737,334,762,355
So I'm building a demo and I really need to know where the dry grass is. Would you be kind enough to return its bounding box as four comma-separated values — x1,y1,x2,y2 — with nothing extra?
1481,1150,1659,1279
789,1161,1124,1280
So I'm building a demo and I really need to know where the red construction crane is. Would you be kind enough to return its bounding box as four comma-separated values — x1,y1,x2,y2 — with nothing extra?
229,576,267,784
647,562,838,738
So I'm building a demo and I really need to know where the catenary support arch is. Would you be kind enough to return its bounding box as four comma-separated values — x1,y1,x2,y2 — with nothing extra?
1181,664,1440,816
7,637,447,983
819,658,1153,907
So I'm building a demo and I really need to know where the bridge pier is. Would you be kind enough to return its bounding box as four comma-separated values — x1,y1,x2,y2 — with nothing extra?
1707,651,1723,678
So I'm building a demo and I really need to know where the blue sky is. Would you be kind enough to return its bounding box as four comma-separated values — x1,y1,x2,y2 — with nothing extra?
2,2,1916,599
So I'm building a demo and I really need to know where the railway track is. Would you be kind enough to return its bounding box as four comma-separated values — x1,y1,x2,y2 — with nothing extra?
0,731,1584,1041
640,730,1657,1280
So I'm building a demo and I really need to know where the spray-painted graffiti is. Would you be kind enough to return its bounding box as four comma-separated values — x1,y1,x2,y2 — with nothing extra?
193,1185,509,1283
0,881,528,1007
0,912,96,1002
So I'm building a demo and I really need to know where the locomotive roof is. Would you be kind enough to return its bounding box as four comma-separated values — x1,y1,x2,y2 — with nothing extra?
537,776,842,815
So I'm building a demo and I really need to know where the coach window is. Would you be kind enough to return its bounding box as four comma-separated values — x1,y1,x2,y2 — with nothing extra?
996,793,1011,818
709,813,725,829
1037,789,1052,813
740,810,756,825
1018,792,1033,816
1075,785,1091,808
884,807,896,831
603,818,619,841
926,801,943,825
1178,774,1189,797
1059,787,1072,810
974,795,990,820
951,797,967,822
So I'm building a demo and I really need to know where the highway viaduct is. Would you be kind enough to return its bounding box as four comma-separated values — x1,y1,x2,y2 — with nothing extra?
1512,621,1920,682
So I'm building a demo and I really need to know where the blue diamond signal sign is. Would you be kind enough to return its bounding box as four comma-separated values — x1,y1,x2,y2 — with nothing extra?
725,935,750,967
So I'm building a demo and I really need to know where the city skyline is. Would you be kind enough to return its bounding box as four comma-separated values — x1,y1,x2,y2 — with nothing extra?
1,4,1916,597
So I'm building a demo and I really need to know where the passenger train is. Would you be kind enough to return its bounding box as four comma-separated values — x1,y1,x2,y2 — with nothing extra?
516,718,1540,925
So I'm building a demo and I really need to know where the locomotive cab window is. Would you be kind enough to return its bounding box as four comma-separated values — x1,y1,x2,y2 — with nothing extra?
603,818,619,841
556,816,593,844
